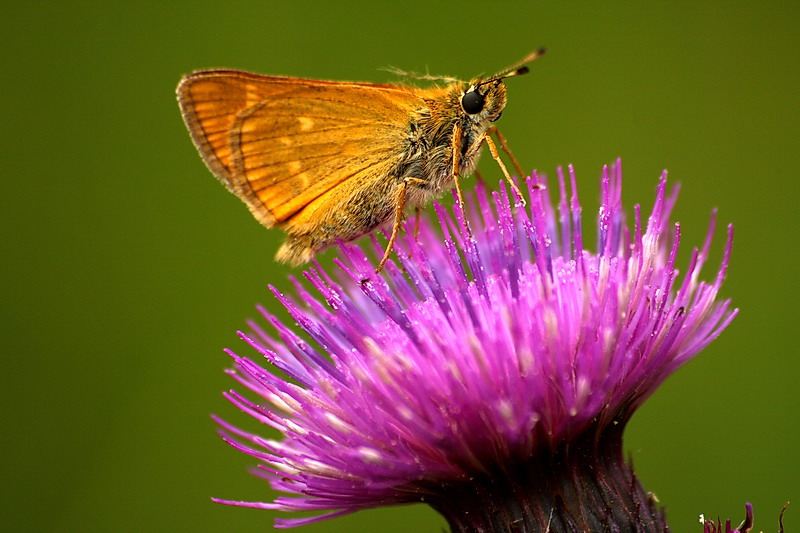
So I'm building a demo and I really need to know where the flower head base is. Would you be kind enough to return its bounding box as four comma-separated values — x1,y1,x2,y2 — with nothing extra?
214,160,736,529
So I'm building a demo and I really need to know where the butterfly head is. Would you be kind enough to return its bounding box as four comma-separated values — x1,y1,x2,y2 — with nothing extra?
458,47,546,126
459,78,508,124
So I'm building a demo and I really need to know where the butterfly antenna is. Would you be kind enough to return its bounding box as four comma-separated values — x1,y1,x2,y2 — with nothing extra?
480,47,547,87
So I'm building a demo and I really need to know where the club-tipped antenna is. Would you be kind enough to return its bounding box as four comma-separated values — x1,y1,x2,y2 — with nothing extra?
479,47,547,87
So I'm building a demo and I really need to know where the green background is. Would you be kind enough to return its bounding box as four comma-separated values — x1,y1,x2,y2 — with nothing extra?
2,1,797,531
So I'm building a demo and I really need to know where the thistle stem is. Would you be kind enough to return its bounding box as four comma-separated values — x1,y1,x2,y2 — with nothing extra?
428,424,668,533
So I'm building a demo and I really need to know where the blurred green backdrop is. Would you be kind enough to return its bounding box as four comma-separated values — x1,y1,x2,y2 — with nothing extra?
2,1,797,531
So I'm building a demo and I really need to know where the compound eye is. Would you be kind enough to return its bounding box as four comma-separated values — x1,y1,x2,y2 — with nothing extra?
461,90,485,114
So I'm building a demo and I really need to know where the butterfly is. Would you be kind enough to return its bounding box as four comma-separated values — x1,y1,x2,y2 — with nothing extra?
177,48,544,271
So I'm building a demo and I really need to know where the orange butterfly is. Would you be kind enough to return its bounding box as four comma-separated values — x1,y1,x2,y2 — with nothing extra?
177,49,544,271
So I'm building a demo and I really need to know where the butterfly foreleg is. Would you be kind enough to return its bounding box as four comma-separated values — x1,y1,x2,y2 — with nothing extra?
449,122,466,208
465,126,527,206
487,126,526,181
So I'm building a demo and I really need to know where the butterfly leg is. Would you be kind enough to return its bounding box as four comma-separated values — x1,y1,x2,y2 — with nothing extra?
462,127,529,205
486,126,526,181
402,206,423,261
376,177,426,273
449,123,465,208
413,206,422,242
483,134,527,206
448,123,478,238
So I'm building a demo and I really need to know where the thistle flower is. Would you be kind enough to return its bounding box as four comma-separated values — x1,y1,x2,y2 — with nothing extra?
213,160,736,531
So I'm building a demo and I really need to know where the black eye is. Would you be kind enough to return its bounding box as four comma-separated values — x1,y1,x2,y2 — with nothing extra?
461,90,484,114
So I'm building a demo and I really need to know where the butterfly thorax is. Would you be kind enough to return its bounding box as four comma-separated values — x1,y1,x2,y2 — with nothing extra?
399,79,508,199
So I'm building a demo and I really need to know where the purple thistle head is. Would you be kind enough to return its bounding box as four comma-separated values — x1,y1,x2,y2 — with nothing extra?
213,160,736,530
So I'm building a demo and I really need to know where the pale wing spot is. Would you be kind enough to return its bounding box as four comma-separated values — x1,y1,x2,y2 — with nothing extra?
244,84,263,107
278,137,293,146
298,117,314,131
287,161,302,173
295,172,310,189
241,120,259,133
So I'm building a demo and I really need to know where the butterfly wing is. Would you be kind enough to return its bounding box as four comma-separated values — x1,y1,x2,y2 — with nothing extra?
177,70,423,228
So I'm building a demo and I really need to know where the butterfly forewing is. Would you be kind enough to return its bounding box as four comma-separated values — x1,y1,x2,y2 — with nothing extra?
178,71,423,227
230,93,410,222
